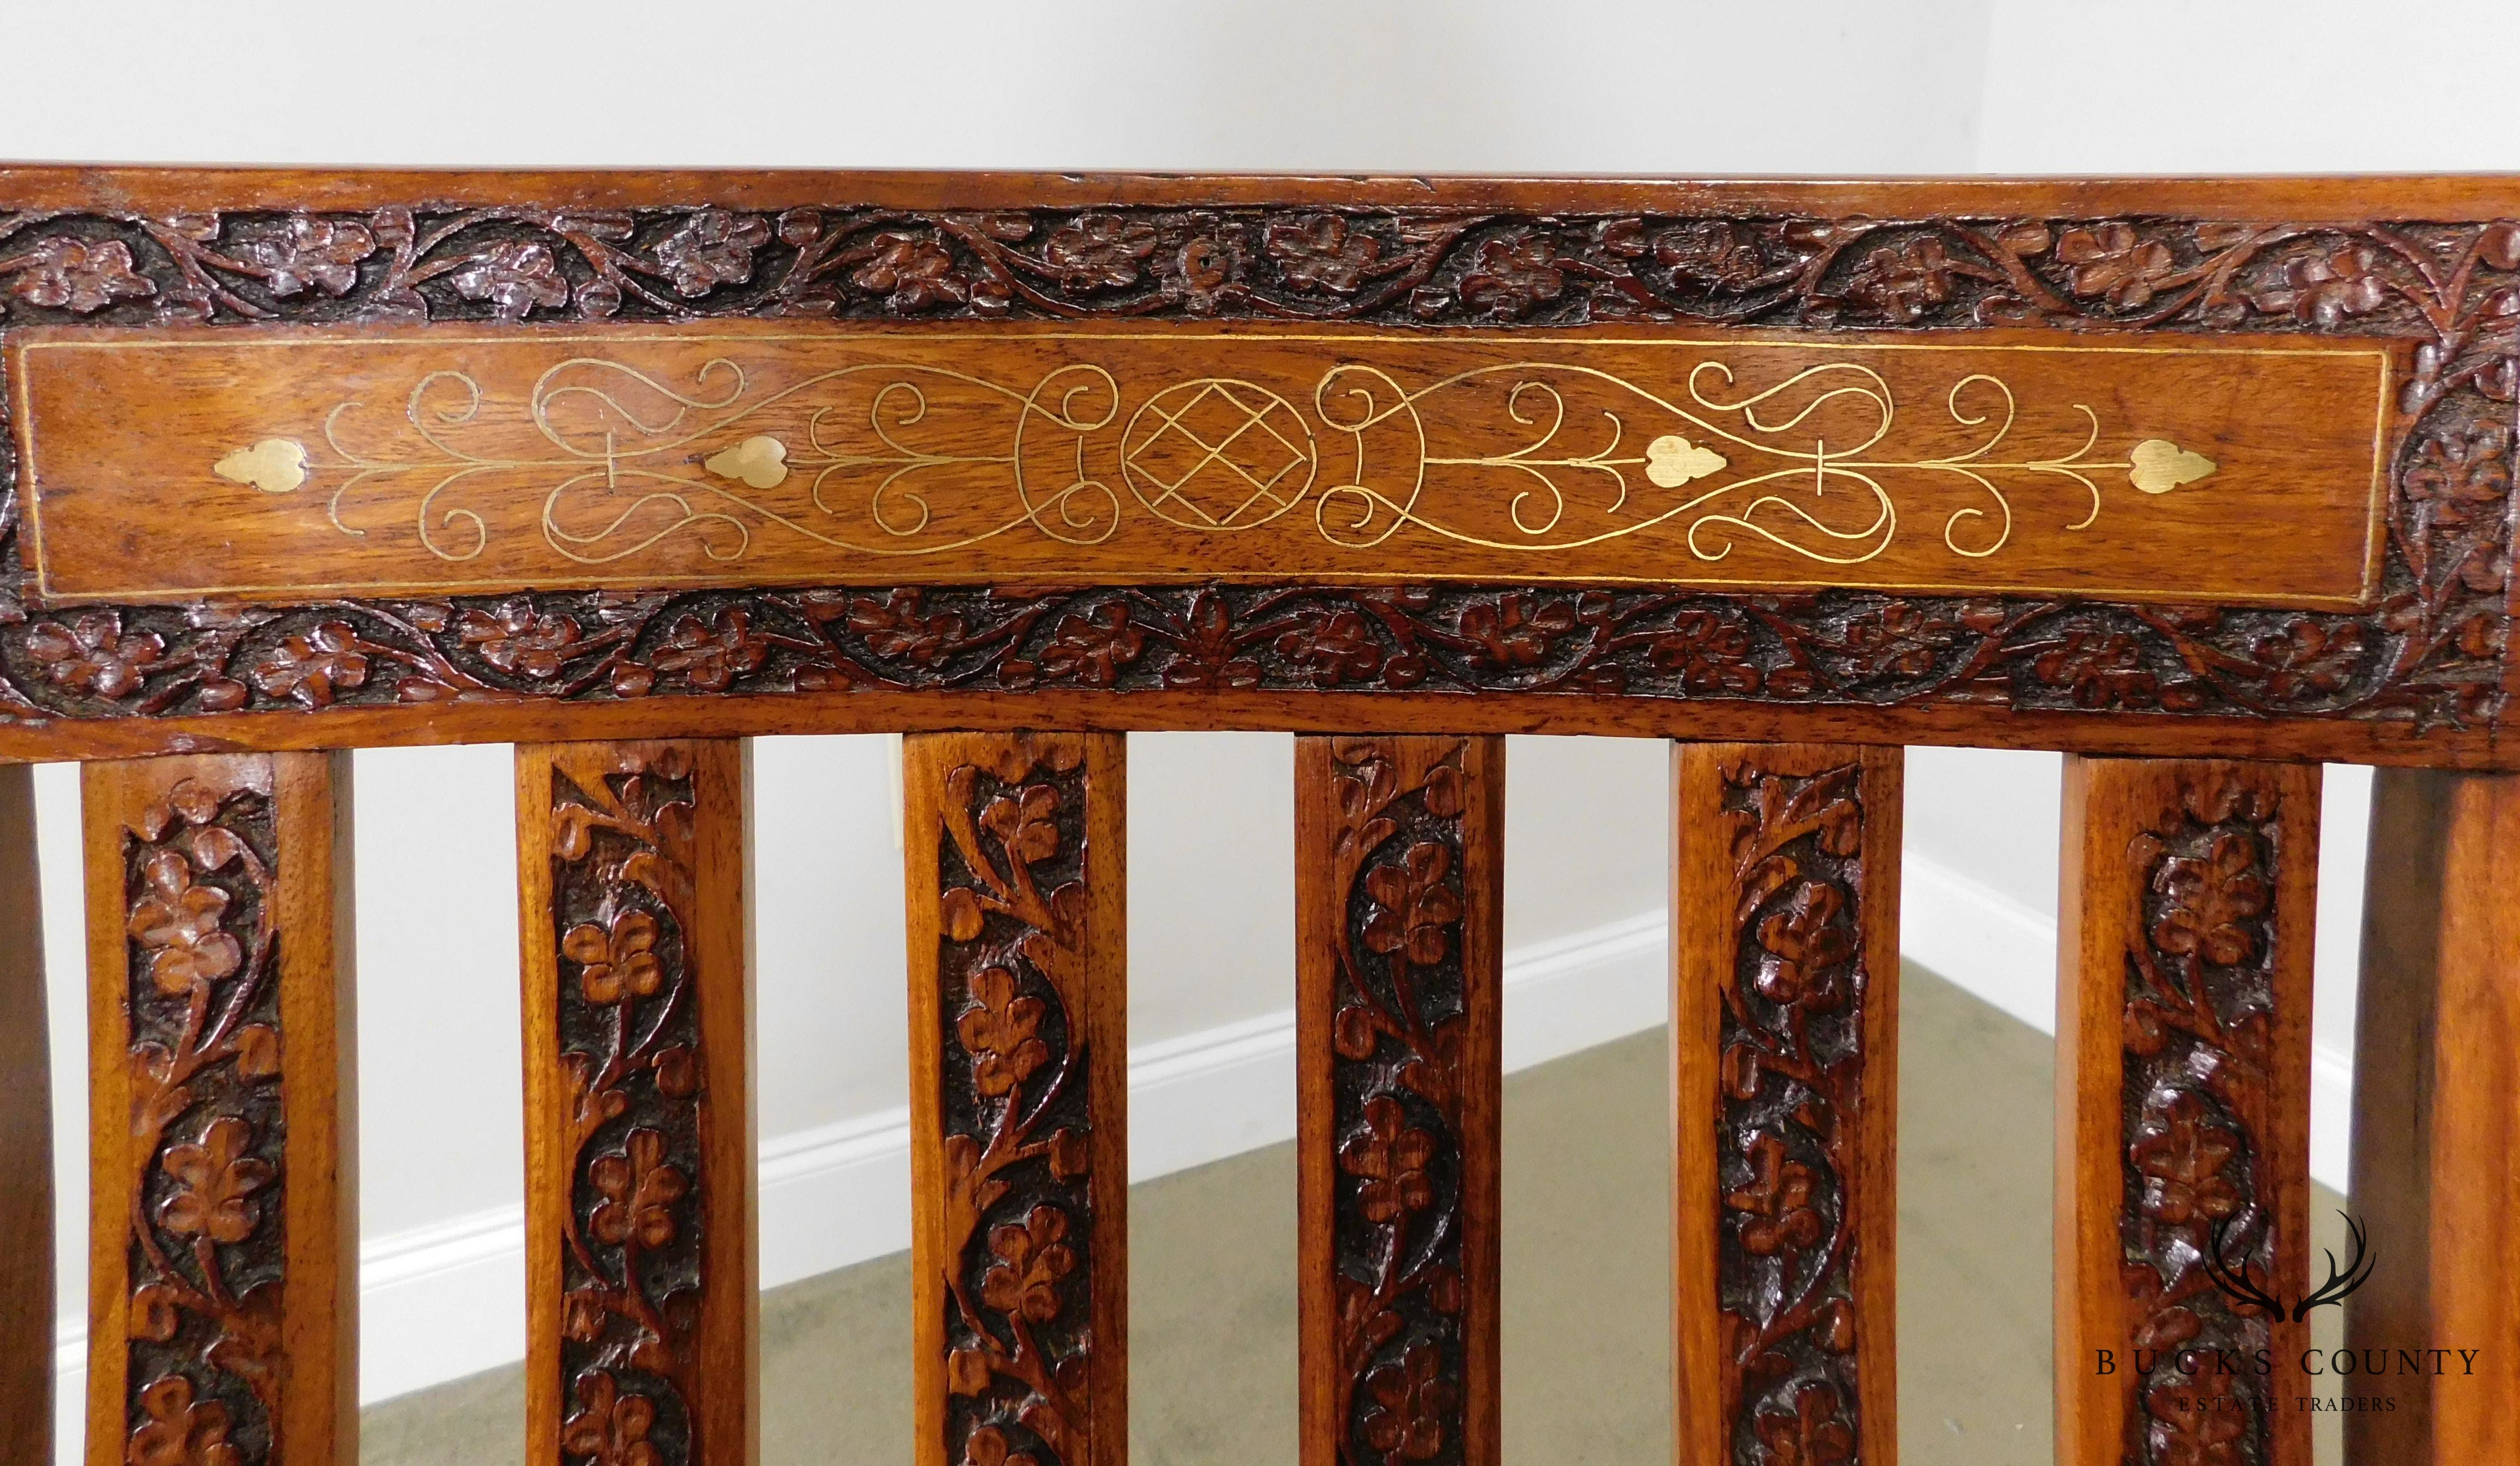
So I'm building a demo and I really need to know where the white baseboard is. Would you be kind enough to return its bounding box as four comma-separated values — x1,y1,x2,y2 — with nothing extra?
1901,849,2354,1193
51,905,1671,1434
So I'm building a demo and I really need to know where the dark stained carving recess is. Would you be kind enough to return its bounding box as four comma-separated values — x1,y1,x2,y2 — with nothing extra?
931,739,1101,1466
1322,737,1475,1466
546,746,709,1466
1713,759,1875,1466
116,771,286,1465
2118,772,2291,1466
0,207,2512,738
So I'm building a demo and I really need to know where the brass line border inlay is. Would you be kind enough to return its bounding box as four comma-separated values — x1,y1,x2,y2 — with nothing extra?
10,330,2395,607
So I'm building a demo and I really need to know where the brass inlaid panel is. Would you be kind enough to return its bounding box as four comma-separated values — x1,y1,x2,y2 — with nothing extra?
10,322,2390,607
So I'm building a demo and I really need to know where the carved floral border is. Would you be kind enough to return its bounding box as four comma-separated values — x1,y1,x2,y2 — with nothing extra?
118,773,287,1466
0,205,2512,740
546,747,708,1466
930,737,1102,1466
1321,737,1479,1466
1713,760,1875,1466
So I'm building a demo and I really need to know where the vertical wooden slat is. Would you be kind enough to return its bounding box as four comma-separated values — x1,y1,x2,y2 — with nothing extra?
905,732,1127,1466
2056,756,2315,1466
518,740,756,1466
1672,743,1900,1466
2346,768,2520,1463
0,765,51,1463
1295,735,1502,1466
83,752,356,1466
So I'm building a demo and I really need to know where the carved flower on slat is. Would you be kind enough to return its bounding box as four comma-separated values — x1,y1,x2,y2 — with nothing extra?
1360,1341,1456,1462
2144,1375,2245,1466
1655,221,1770,292
561,1370,664,1466
958,966,1049,1097
981,1204,1076,1323
2247,243,2391,326
2055,224,2178,311
589,1128,689,1251
1265,214,1381,295
26,612,164,699
2029,630,2161,711
127,1374,242,1466
1340,1094,1436,1224
2403,424,2513,530
1160,591,1263,690
1363,840,1462,966
1752,1380,1857,1466
1725,1134,1824,1257
1754,881,1853,1008
654,208,771,297
1841,236,1960,323
247,621,369,708
458,601,583,678
649,608,768,692
2246,620,2369,702
564,909,664,1006
1457,236,1566,319
1043,215,1158,291
234,217,376,299
962,1426,1040,1466
2122,1261,2204,1353
129,850,242,995
2129,1091,2242,1226
446,238,571,322
1456,592,1574,670
159,1116,274,1244
2152,831,2268,967
4,236,155,313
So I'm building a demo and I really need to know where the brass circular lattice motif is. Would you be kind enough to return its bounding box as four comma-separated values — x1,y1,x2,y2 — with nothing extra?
1119,378,1318,532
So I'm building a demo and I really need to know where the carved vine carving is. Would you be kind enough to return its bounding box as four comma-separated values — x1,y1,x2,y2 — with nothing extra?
118,771,286,1466
547,747,708,1466
0,206,2511,738
2117,771,2289,1466
931,737,1101,1466
1714,760,1873,1465
1322,737,1476,1466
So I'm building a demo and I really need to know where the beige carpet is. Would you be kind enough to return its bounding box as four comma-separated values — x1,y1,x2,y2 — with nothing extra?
361,965,2347,1464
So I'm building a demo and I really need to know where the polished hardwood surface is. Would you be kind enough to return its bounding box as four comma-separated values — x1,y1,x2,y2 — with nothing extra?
0,766,51,1465
2348,769,2520,1463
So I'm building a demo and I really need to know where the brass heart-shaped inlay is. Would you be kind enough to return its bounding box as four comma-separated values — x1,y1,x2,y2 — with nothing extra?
2128,439,2216,494
1644,434,1728,488
213,437,310,494
704,434,789,490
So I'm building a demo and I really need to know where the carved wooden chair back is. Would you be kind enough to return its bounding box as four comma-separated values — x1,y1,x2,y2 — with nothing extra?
0,167,2511,1466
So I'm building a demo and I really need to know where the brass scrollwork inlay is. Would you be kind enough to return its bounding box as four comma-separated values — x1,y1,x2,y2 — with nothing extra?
215,352,2214,573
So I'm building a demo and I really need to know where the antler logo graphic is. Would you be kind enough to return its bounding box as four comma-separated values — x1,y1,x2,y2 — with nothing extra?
2203,1211,2376,1322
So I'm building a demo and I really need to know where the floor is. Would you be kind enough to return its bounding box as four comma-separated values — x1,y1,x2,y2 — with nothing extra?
361,965,2348,1464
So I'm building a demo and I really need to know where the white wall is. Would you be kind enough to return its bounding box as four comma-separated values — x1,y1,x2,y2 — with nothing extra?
10,0,2513,1442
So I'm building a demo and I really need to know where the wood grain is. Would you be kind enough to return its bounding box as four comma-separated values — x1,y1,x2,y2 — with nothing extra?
0,764,50,1465
2346,768,2520,1463
516,739,756,1466
1672,743,1899,1466
1295,735,1502,1466
81,751,355,1466
12,322,2387,609
904,732,1127,1466
2055,756,2316,1466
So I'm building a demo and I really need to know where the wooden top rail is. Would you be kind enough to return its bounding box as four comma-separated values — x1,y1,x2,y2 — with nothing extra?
0,168,2513,767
